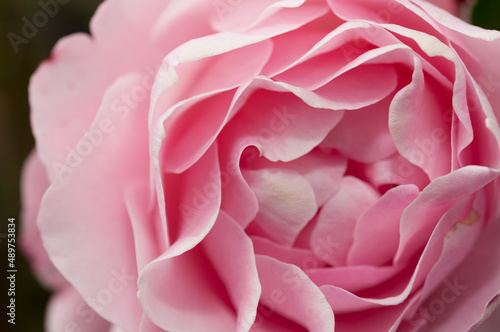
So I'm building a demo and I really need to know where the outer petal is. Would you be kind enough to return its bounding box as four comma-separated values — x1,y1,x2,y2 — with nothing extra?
46,287,110,332
29,0,169,177
423,0,460,16
413,0,500,126
37,74,150,331
20,151,66,290
124,180,162,272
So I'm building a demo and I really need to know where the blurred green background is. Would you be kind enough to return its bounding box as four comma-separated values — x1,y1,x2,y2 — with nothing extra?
0,0,499,331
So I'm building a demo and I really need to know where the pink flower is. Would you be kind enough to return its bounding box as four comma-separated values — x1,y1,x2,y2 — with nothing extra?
21,0,500,331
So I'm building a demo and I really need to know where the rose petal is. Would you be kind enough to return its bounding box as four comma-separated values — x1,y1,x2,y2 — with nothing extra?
389,56,453,180
321,95,398,163
138,212,260,332
37,74,150,330
203,211,262,332
333,303,408,332
348,184,420,266
381,23,498,173
364,152,430,190
163,143,221,257
311,176,380,266
255,255,336,331
220,81,344,162
473,302,500,332
149,2,329,128
218,141,259,229
251,236,328,270
403,208,500,331
124,180,162,272
138,247,236,332
261,14,337,77
109,325,126,332
46,287,110,332
307,264,406,293
244,168,318,246
418,0,500,139
423,0,459,16
395,166,500,265
20,150,66,290
160,90,237,174
149,41,273,233
271,21,404,81
458,79,500,170
210,0,325,33
316,192,484,317
326,0,445,43
151,0,214,49
399,196,482,331
30,0,167,177
139,313,166,332
277,150,347,206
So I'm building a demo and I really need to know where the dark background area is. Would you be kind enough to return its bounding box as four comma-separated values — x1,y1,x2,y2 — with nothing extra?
0,0,499,331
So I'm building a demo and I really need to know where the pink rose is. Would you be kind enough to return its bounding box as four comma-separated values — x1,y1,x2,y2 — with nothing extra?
21,0,500,331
